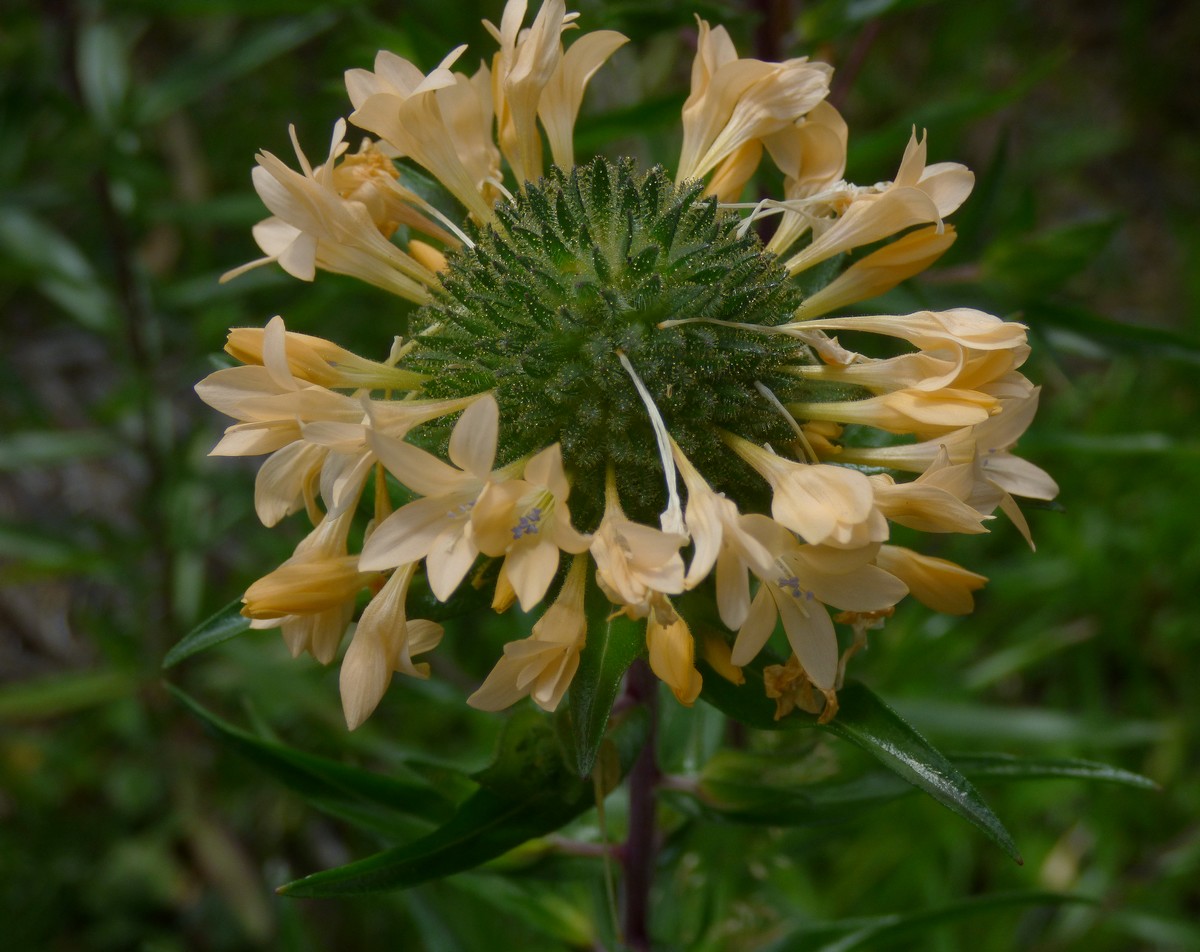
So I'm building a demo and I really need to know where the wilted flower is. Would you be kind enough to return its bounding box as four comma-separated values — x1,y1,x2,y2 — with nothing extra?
199,0,1054,727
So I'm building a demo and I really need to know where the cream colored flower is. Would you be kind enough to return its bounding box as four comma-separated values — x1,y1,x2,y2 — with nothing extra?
792,224,958,319
837,387,1058,501
782,129,973,276
196,316,367,524
326,137,459,246
788,337,1030,396
339,562,444,729
792,386,998,439
671,438,773,630
590,470,687,620
223,322,424,392
764,100,848,200
359,394,505,600
471,443,591,611
207,0,1056,725
647,610,703,706
487,0,569,185
796,307,1028,355
486,0,627,184
730,516,907,691
468,554,588,711
195,316,364,460
242,506,373,663
763,100,848,255
704,139,764,204
914,447,1035,547
348,46,502,222
868,466,992,535
723,432,888,550
221,120,438,302
874,545,986,615
196,317,477,526
537,29,628,170
677,19,831,187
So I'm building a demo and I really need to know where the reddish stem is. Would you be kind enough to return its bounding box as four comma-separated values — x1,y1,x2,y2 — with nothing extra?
620,659,659,950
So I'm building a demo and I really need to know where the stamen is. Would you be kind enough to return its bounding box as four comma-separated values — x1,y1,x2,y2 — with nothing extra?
754,380,818,463
776,575,805,598
775,571,813,617
732,199,785,238
373,462,390,524
616,350,686,536
657,316,777,333
511,505,545,540
411,195,475,250
387,336,412,364
288,124,314,177
486,176,517,204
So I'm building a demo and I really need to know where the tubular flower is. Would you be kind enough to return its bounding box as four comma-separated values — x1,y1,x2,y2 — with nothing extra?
200,0,1055,727
468,554,589,712
339,562,444,730
777,129,975,276
221,120,442,302
590,469,687,620
359,393,509,600
647,609,704,706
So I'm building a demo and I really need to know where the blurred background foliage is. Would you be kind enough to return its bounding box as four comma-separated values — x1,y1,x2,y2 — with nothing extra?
2,0,1199,949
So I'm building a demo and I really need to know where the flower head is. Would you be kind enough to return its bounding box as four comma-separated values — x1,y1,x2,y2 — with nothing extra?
201,0,1055,727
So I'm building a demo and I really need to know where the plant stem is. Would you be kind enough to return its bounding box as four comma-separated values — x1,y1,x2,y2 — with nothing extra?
621,658,659,950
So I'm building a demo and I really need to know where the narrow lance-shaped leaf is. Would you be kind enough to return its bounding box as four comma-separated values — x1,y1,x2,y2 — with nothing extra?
168,686,464,830
675,749,1156,828
279,705,650,897
562,580,645,777
0,669,135,722
768,891,1094,952
163,598,251,668
699,660,1022,863
951,752,1159,789
822,682,1022,862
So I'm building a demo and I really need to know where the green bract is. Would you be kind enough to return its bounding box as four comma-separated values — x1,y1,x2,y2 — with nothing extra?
413,157,810,527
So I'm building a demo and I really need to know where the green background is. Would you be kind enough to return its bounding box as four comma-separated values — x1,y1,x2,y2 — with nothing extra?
2,0,1198,948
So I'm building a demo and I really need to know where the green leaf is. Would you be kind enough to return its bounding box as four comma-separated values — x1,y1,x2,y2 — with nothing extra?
819,684,1022,863
679,749,1155,827
983,218,1119,297
563,585,645,777
135,12,339,123
278,705,648,897
77,20,130,132
686,750,910,826
0,430,116,470
168,686,462,834
1029,301,1200,365
163,598,251,668
0,208,119,331
0,520,108,579
450,873,595,947
767,891,1093,952
799,0,929,44
889,698,1169,748
699,665,1021,862
952,752,1159,789
0,669,135,722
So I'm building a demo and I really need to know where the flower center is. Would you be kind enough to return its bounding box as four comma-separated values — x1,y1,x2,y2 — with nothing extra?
410,157,810,527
